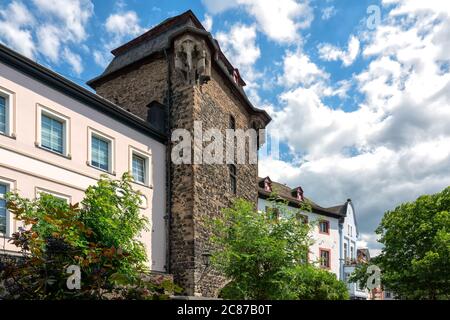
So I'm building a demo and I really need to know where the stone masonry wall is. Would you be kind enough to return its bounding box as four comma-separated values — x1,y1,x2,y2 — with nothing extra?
191,67,258,296
95,58,168,121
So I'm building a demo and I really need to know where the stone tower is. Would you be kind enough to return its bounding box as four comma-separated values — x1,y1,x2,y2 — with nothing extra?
88,10,271,296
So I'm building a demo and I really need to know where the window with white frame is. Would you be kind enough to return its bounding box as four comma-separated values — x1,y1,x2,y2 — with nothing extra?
89,129,114,173
41,114,64,153
0,96,6,134
344,243,348,260
0,88,14,136
38,106,70,156
36,188,71,204
132,153,146,184
91,135,111,171
129,147,150,186
0,183,9,235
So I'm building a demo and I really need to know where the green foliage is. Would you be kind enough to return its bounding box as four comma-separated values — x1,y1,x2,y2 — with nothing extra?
209,198,348,300
0,173,177,300
281,265,349,300
81,174,149,276
351,186,450,299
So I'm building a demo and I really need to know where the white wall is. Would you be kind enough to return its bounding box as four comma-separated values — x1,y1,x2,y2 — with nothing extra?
343,203,358,262
0,61,167,272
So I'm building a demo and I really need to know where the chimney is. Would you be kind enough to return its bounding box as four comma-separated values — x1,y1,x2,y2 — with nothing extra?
146,101,167,133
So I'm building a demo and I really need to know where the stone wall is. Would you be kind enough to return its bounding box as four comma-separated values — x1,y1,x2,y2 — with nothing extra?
94,58,168,121
190,67,258,296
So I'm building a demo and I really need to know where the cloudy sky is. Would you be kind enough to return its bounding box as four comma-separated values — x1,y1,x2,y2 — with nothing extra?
1,0,450,254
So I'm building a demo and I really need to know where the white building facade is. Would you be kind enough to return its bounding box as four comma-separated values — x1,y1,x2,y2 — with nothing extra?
0,44,167,272
258,177,366,299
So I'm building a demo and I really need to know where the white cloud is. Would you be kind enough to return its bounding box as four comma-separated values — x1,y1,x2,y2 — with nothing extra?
63,47,83,75
318,35,360,67
93,10,145,68
277,49,329,88
0,0,93,72
0,21,35,58
93,50,111,68
216,23,263,104
0,1,35,58
203,0,313,43
261,1,450,251
202,14,213,32
32,0,93,42
36,25,61,63
3,1,35,26
321,6,337,20
216,24,260,69
105,11,144,39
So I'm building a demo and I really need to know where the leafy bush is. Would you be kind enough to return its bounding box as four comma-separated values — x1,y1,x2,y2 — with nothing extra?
0,173,177,300
350,186,450,299
210,198,349,300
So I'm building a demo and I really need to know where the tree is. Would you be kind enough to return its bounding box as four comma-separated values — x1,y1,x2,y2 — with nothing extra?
0,173,177,299
351,187,450,300
209,198,349,300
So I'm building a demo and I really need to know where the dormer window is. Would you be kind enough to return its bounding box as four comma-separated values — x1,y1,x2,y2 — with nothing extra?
296,187,304,202
264,178,272,192
232,68,240,85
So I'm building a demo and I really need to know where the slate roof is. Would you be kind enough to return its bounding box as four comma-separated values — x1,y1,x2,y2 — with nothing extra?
87,10,271,125
0,43,167,143
258,177,348,219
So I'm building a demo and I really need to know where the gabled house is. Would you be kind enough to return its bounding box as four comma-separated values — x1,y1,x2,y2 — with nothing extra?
257,176,361,297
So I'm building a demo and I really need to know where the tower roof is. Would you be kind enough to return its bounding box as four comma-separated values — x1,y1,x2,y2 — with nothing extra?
87,10,271,126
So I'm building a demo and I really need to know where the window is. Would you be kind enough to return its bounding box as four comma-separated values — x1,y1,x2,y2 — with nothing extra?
0,183,8,234
320,249,330,269
0,96,6,134
91,135,111,171
319,220,330,234
36,188,71,204
344,243,348,260
229,115,236,130
129,147,151,186
37,106,70,156
132,154,146,184
0,88,14,136
41,114,64,154
385,292,391,299
350,246,354,259
229,164,237,194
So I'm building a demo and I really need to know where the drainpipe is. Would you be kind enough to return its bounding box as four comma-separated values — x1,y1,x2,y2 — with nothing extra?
164,48,172,274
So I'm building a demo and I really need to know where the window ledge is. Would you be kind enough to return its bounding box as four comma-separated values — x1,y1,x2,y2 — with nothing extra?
131,180,153,189
35,143,71,159
86,162,116,176
0,132,16,140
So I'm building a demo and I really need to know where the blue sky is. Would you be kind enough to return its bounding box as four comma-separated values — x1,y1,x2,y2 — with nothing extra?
1,0,450,254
